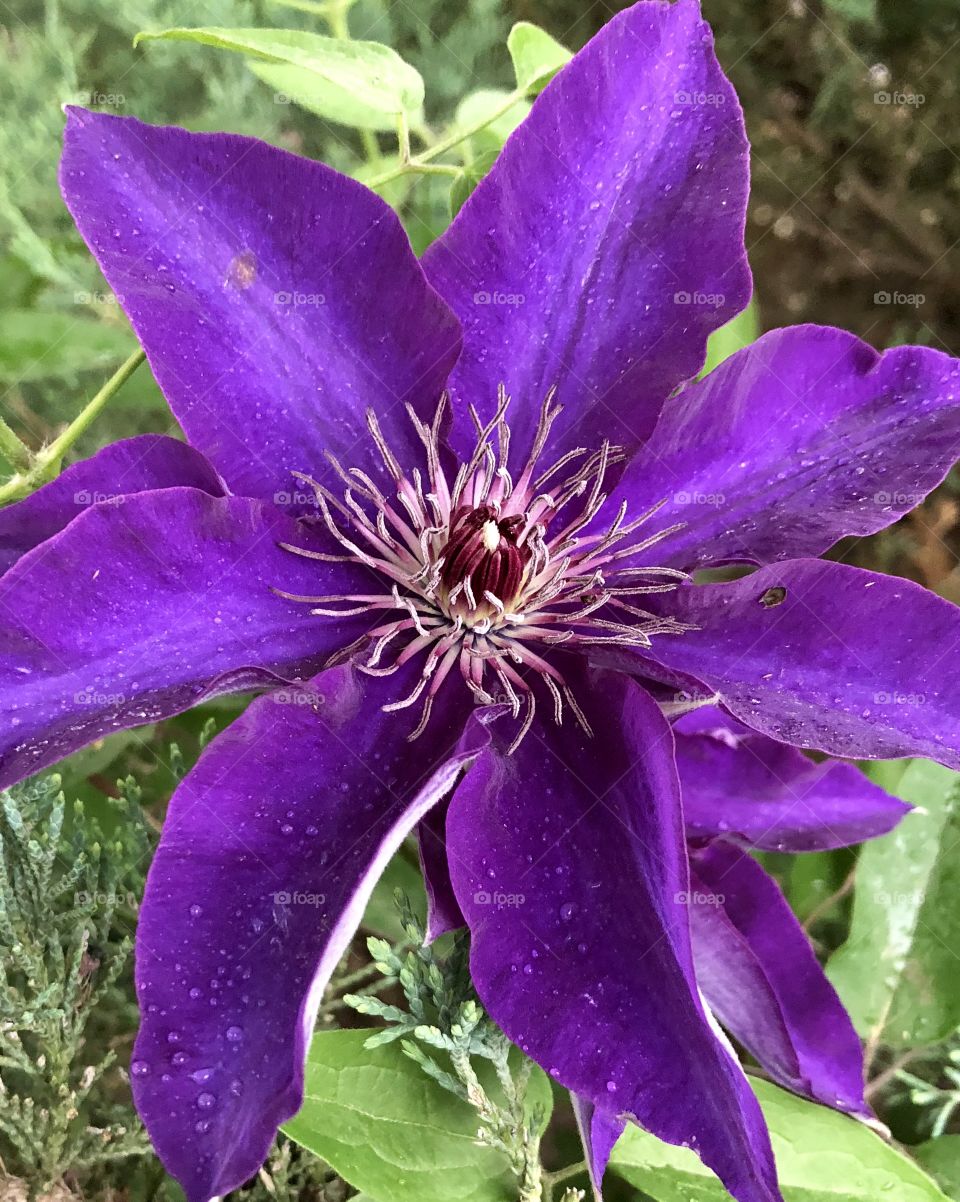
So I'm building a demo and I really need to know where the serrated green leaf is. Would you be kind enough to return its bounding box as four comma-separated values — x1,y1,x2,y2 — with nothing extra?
608,1078,950,1201
135,28,424,131
700,299,760,377
828,759,960,1046
0,311,134,383
914,1138,960,1200
283,1029,548,1202
506,22,571,95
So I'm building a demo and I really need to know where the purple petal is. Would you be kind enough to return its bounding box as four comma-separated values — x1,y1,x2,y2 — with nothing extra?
690,841,868,1116
60,108,461,503
640,559,960,767
615,326,960,570
573,1094,626,1200
675,706,909,851
417,799,466,942
0,488,367,788
423,0,750,465
132,665,494,1202
0,435,224,575
446,670,781,1202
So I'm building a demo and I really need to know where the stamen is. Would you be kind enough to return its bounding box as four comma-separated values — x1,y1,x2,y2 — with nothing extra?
275,382,690,753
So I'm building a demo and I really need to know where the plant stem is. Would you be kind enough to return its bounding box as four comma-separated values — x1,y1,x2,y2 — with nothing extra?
368,89,526,188
322,0,380,163
542,1159,588,1202
0,417,32,472
801,865,856,932
0,349,145,505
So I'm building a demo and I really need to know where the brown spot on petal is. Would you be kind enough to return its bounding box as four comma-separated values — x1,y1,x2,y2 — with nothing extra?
226,250,257,290
759,585,787,608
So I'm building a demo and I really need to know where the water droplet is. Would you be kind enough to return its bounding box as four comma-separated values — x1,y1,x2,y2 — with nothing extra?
189,904,202,918
226,1025,244,1043
606,1080,618,1093
130,1060,149,1077
559,902,578,922
196,1091,217,1110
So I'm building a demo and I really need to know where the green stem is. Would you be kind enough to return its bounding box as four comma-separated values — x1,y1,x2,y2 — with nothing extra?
368,89,527,188
0,349,145,506
322,0,379,164
0,417,32,473
542,1159,588,1202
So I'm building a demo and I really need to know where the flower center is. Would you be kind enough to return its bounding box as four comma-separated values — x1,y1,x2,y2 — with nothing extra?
437,506,530,626
276,387,689,750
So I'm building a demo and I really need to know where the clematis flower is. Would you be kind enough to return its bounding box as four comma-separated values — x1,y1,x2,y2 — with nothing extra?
2,1,960,1199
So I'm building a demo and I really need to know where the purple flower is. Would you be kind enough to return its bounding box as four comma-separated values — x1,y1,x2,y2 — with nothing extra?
1,1,959,1199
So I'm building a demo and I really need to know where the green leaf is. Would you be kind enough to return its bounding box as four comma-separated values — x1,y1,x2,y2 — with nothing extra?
828,759,960,1046
284,1029,546,1202
0,311,134,383
785,848,849,923
608,1078,951,1201
135,28,424,131
700,299,760,377
824,0,877,22
914,1138,960,1201
506,22,571,95
454,89,530,153
361,850,426,940
449,150,499,218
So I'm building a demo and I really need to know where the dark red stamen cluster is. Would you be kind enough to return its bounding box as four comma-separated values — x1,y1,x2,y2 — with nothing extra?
439,505,530,607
